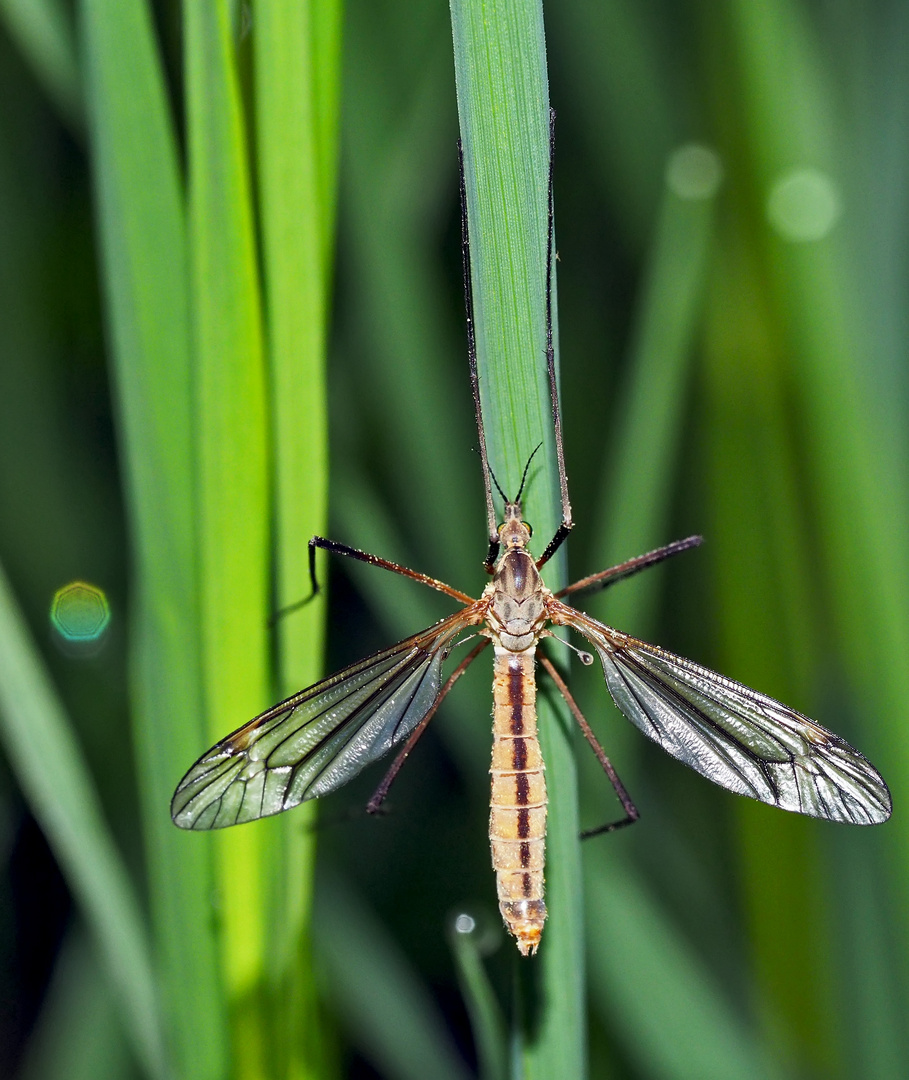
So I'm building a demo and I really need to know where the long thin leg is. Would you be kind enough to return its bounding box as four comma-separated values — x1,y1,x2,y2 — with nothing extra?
308,536,474,604
536,108,574,570
459,140,499,573
555,535,703,601
538,652,639,837
367,638,490,814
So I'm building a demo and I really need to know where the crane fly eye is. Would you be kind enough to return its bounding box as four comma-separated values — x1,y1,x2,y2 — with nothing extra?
523,522,532,537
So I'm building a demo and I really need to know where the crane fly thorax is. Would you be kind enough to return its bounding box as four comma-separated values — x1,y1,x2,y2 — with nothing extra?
486,548,548,652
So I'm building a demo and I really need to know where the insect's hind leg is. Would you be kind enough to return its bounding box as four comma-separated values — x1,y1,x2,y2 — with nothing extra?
538,651,639,837
366,638,490,815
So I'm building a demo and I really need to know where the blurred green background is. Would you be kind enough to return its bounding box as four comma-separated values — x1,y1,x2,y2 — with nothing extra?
1,1,908,1078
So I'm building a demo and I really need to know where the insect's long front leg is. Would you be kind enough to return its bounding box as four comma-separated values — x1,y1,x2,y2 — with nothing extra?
538,651,639,837
459,140,500,574
536,109,573,572
308,536,474,604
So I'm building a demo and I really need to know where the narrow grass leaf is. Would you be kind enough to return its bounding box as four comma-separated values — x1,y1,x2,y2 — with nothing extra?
254,0,337,688
315,872,472,1080
0,562,166,1080
449,919,508,1080
725,0,909,1067
253,2,342,1073
0,0,81,131
451,1,585,1075
79,0,228,1074
185,2,271,1072
701,233,838,1071
586,852,790,1080
591,143,722,638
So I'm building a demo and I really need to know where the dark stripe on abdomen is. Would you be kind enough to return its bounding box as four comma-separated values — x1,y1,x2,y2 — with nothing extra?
508,665,524,733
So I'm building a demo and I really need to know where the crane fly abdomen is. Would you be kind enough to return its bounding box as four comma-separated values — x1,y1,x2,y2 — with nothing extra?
489,645,547,956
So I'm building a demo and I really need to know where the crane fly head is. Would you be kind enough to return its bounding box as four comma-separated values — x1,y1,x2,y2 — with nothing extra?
488,442,541,551
498,501,533,550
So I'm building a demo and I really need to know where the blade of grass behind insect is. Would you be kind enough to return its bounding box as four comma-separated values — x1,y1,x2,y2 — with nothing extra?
449,921,508,1080
451,2,584,1076
314,870,472,1080
826,9,909,1073
572,146,760,1078
254,0,338,676
548,1,678,251
18,928,132,1080
703,7,857,1061
185,3,272,1073
586,852,789,1080
0,0,81,132
722,2,909,1069
701,230,839,1073
585,145,721,777
341,1,476,586
253,3,341,1073
80,1,229,1074
0,562,166,1079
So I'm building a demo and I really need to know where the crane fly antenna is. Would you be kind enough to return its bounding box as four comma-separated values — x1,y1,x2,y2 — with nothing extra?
460,140,500,574
537,108,574,570
476,441,542,514
483,455,508,504
515,443,543,504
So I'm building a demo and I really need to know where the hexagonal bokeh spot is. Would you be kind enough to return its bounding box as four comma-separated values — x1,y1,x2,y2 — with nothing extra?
50,581,111,645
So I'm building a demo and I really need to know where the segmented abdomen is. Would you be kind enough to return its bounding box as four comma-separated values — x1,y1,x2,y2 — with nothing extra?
489,645,547,955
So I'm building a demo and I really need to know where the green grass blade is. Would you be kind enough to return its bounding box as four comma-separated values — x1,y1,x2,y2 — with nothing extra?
717,2,909,1069
584,143,722,792
80,0,229,1073
254,0,337,668
449,919,508,1080
185,2,271,1072
315,872,472,1080
18,929,132,1080
253,2,341,1073
0,0,81,131
548,0,677,249
702,230,838,1070
0,562,166,1080
586,853,790,1080
451,2,584,1076
592,143,722,635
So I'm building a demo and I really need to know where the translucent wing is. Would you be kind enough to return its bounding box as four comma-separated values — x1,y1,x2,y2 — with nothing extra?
549,599,891,825
172,608,479,830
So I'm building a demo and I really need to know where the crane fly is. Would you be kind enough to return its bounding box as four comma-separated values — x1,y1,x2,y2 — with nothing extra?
172,113,892,956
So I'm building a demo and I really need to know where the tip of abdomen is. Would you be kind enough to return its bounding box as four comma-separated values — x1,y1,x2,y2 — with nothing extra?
500,899,547,955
